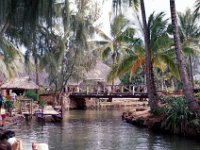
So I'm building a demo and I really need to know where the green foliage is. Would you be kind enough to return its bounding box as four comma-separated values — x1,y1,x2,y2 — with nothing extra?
4,100,13,110
195,80,200,84
161,96,197,134
39,99,47,108
150,107,165,116
107,12,180,83
120,70,144,85
24,91,38,101
195,92,200,99
194,92,200,105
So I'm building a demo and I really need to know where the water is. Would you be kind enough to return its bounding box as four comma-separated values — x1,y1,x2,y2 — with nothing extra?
11,109,200,150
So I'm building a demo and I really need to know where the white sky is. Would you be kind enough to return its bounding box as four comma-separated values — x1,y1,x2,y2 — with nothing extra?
96,0,196,35
145,0,195,16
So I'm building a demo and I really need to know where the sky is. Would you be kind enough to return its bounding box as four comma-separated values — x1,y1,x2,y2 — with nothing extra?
95,0,196,36
145,0,195,16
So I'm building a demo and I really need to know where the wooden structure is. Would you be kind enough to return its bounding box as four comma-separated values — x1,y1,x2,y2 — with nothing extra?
68,84,148,99
35,105,62,121
20,98,33,120
0,77,39,96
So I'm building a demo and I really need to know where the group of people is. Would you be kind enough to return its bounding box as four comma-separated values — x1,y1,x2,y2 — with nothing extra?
0,129,21,150
0,92,17,127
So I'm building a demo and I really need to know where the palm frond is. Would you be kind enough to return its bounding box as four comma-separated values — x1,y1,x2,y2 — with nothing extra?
182,46,200,56
158,54,180,80
111,14,128,37
194,0,200,19
117,27,142,45
94,27,111,41
153,57,166,72
102,47,112,60
107,55,137,82
130,56,145,79
0,38,17,62
129,0,140,11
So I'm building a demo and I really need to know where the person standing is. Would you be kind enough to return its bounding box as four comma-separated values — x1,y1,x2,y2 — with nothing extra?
11,93,17,102
0,94,3,114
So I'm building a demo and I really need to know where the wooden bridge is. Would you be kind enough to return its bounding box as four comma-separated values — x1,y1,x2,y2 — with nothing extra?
67,84,148,99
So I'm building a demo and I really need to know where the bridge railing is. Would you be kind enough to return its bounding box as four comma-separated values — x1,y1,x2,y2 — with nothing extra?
67,85,147,94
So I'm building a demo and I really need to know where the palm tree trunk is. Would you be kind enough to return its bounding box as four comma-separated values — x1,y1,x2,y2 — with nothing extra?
170,0,199,111
189,55,194,88
140,0,158,109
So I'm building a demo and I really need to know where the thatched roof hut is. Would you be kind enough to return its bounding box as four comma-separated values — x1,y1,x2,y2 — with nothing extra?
1,77,39,90
85,61,120,84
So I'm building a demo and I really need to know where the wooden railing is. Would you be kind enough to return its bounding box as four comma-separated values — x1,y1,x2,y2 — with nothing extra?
66,84,147,94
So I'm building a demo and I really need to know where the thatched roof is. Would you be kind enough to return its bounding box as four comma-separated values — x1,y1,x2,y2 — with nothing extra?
85,61,120,84
1,77,39,90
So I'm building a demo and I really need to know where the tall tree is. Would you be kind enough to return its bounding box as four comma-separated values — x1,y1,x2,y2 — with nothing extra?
0,0,54,84
140,0,158,109
95,15,128,65
178,9,200,88
108,12,179,84
169,0,199,111
113,0,159,109
128,0,159,108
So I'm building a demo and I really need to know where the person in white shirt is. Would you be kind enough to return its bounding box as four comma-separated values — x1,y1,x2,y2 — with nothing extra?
11,92,17,101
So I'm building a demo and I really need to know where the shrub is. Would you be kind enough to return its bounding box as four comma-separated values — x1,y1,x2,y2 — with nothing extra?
161,96,197,134
24,91,38,101
4,100,13,110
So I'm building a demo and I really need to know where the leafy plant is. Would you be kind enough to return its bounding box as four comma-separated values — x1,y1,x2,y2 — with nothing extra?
195,92,200,99
161,96,194,134
24,91,38,101
39,99,47,108
4,100,13,110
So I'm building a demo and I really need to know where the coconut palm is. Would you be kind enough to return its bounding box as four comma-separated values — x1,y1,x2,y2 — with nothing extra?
178,9,200,87
95,14,129,66
108,12,179,89
169,0,199,112
138,0,159,109
112,0,159,109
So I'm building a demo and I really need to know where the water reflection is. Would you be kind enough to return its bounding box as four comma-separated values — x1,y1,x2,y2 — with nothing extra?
11,109,200,150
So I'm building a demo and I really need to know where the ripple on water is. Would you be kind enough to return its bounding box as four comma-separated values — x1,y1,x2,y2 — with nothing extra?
11,110,200,150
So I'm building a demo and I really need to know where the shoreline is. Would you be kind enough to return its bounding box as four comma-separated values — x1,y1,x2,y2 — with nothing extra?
122,108,200,138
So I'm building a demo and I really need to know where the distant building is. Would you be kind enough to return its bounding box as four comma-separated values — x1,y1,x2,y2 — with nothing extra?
0,76,39,97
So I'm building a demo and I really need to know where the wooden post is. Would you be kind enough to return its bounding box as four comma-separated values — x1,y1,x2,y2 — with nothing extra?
132,86,135,95
121,85,124,93
87,86,89,94
97,86,100,94
30,99,33,119
77,85,80,93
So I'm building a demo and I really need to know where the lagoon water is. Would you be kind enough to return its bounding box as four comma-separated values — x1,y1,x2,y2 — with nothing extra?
12,109,200,150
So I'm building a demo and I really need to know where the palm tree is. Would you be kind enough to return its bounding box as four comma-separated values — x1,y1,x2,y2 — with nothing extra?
140,0,159,109
178,9,200,88
113,0,159,109
108,12,179,88
169,0,199,111
97,15,128,64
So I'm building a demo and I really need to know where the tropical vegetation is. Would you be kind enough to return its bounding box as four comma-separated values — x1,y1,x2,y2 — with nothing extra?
0,0,200,136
